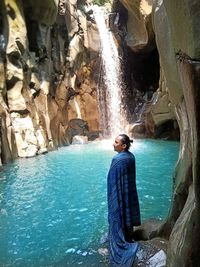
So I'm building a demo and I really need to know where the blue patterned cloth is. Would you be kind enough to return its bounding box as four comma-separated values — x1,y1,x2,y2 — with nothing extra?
107,151,141,267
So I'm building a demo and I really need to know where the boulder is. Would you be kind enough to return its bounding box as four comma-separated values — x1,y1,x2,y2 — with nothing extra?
72,135,88,144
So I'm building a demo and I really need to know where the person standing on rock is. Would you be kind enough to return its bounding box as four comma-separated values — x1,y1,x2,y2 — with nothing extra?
107,134,141,267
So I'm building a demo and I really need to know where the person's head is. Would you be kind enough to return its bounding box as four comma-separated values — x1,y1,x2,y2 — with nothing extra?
113,134,133,153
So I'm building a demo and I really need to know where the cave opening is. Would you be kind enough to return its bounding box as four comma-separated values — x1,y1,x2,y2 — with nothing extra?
23,2,41,56
24,14,39,55
155,119,180,141
123,45,180,141
128,48,160,93
121,46,160,124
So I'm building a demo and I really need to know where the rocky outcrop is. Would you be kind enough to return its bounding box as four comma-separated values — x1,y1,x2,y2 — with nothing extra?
152,1,200,266
0,0,101,164
120,0,155,52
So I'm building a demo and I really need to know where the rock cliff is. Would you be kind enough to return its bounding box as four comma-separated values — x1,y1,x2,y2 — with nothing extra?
118,0,200,266
0,0,100,163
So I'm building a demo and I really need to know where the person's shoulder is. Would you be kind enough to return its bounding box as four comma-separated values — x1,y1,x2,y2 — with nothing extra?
124,150,134,156
112,151,134,161
118,151,134,161
128,150,135,157
111,153,121,165
112,153,120,160
112,152,126,164
126,151,135,160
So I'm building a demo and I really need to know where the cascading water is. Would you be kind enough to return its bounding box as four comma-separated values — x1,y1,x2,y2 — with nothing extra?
74,98,82,119
93,6,125,137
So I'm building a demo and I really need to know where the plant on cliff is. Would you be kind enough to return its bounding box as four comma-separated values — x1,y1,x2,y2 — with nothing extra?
92,0,111,6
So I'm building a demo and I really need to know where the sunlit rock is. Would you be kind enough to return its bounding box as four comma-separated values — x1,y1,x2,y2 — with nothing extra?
130,122,146,138
66,35,84,69
85,22,100,52
120,0,155,51
153,2,182,105
0,0,102,160
65,0,79,37
0,51,6,98
7,81,26,111
11,113,38,157
36,127,48,154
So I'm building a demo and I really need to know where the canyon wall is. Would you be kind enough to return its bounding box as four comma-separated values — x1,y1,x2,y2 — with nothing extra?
119,0,200,265
0,0,100,164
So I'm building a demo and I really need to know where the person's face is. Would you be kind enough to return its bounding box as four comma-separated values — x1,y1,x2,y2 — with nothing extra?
113,136,126,153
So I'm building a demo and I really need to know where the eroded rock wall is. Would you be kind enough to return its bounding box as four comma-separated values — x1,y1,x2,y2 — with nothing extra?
153,1,200,266
119,0,200,266
0,0,100,164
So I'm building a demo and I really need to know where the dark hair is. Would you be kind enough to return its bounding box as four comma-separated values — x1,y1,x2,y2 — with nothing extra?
118,134,133,151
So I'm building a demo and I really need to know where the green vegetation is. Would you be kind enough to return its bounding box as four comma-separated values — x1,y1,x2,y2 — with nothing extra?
92,0,110,6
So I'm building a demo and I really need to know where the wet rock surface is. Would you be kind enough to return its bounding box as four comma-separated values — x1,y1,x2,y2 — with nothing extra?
133,238,167,267
98,237,167,267
98,220,168,267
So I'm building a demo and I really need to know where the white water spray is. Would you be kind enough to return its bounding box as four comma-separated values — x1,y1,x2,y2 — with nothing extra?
93,6,125,137
74,99,82,119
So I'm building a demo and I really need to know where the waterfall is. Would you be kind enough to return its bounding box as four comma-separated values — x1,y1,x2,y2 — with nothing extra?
93,6,125,138
74,98,82,119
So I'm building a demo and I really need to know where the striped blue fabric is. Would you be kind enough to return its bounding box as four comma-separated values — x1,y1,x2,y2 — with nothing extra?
107,151,141,266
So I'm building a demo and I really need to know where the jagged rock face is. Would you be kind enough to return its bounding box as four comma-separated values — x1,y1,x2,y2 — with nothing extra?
0,0,100,163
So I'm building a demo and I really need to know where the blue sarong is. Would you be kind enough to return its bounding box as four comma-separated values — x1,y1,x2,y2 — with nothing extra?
107,151,141,267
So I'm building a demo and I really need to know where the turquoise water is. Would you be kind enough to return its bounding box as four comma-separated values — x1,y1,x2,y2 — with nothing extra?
0,139,179,267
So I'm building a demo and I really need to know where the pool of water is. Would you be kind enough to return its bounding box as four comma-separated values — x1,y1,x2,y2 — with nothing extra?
0,139,179,267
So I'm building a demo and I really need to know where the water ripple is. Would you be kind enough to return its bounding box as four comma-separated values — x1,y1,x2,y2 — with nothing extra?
0,139,179,267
